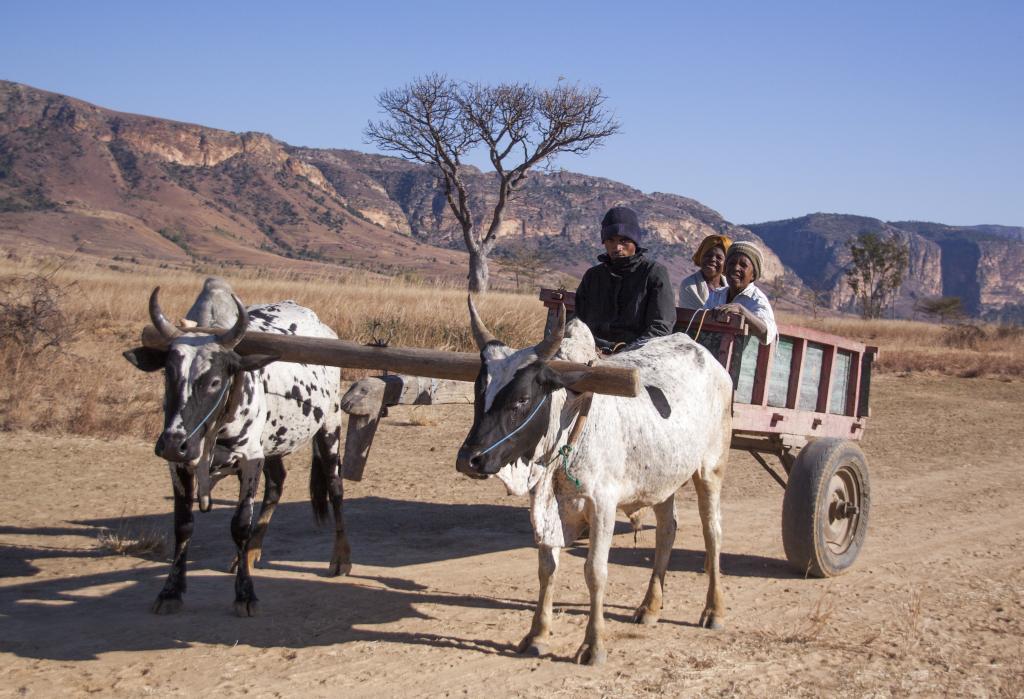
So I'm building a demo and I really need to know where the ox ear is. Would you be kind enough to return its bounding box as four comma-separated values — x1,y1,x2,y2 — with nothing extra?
236,354,279,372
536,364,588,393
122,347,167,372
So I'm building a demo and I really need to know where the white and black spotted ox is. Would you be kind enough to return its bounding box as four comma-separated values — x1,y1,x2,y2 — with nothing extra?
455,298,733,665
123,283,351,617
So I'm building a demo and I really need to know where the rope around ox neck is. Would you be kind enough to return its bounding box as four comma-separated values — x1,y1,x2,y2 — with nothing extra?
538,392,594,490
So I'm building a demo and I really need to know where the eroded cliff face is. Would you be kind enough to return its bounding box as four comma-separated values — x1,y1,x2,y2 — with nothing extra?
746,214,1024,318
298,148,790,283
0,81,338,198
0,80,464,278
975,240,1024,318
894,221,1024,321
1,80,1020,317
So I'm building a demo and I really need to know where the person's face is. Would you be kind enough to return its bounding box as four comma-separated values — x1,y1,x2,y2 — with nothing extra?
725,253,756,291
603,235,637,259
700,246,727,280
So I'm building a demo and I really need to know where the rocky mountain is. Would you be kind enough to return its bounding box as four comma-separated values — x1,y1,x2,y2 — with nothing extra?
0,81,473,280
0,80,788,292
748,214,1024,321
298,147,795,282
1,80,1021,320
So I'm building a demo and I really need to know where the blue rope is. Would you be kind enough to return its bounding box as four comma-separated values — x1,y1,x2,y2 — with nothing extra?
184,382,230,442
476,395,549,457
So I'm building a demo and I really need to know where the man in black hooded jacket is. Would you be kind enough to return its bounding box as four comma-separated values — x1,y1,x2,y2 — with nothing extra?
574,206,677,354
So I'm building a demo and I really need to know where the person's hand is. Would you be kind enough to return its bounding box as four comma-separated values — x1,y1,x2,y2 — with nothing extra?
713,303,746,323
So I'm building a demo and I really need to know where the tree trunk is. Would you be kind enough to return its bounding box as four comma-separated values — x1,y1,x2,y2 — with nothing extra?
468,249,490,293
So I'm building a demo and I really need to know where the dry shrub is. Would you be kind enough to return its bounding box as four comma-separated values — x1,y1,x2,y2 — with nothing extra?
894,589,924,656
97,520,167,559
757,592,836,645
0,273,79,350
0,271,83,430
401,407,438,427
943,323,986,350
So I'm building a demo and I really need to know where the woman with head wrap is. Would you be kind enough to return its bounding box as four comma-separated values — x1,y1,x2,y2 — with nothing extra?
678,234,731,309
702,240,779,345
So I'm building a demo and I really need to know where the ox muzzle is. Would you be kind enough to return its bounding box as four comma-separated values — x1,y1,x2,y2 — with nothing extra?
455,445,498,479
155,430,203,463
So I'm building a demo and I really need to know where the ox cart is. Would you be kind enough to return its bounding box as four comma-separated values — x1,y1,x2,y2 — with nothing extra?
538,288,876,578
141,288,875,579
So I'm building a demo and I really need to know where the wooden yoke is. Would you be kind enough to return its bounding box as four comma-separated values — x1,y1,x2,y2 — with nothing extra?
140,325,641,398
141,324,641,482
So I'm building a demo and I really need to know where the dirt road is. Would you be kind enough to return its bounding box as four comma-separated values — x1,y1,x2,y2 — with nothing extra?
1,375,1022,697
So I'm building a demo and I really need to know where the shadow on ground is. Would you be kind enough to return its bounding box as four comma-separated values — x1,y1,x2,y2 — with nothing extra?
567,545,794,580
0,495,797,661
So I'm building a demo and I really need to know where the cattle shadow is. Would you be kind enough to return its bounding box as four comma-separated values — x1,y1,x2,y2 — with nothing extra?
53,496,536,570
1,494,796,663
0,496,545,662
0,525,124,580
0,565,532,661
566,542,794,579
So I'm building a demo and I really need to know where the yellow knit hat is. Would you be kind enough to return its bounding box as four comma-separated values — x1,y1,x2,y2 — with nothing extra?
692,234,732,266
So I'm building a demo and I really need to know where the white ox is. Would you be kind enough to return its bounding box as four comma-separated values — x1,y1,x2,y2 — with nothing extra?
456,299,732,665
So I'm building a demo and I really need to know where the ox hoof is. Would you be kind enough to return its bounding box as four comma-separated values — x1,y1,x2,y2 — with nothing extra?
632,607,660,626
152,595,183,615
234,599,261,617
698,609,724,630
327,560,352,577
515,636,548,657
573,643,607,666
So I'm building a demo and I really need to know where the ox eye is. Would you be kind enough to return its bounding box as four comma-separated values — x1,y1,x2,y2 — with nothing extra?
209,377,222,391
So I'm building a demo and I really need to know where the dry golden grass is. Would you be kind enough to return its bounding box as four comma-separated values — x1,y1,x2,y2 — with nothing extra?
0,251,545,438
780,312,1024,378
1,249,1020,440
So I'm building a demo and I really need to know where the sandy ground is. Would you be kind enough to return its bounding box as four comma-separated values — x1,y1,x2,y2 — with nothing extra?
1,374,1023,698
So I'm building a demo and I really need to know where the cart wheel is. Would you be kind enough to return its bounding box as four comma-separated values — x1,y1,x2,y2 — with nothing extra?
782,438,870,577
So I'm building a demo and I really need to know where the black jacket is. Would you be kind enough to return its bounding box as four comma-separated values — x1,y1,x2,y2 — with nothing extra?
574,253,676,347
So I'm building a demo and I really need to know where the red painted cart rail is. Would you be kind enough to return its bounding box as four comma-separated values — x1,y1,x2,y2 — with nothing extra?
538,288,878,449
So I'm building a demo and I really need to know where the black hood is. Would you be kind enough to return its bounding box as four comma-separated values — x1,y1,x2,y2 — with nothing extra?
598,250,648,273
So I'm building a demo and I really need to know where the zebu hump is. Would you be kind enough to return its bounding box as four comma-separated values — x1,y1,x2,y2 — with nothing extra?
246,301,338,340
602,333,731,402
185,277,239,329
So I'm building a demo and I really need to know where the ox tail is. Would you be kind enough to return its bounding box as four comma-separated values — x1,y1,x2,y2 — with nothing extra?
309,445,331,527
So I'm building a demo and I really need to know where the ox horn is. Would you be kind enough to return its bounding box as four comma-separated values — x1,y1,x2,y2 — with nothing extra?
467,294,498,350
149,287,183,342
218,294,248,349
535,303,565,361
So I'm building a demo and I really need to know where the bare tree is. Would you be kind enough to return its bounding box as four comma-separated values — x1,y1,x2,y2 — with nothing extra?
366,75,620,292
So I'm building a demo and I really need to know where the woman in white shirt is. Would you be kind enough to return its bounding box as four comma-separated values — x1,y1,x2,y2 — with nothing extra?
678,234,731,309
703,241,778,345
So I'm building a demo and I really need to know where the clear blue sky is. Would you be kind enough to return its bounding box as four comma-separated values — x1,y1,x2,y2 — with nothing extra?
2,0,1021,226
